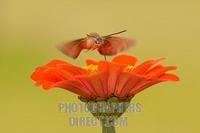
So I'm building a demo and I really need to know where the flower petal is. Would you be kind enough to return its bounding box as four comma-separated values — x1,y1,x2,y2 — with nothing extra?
131,58,165,74
96,61,124,96
114,73,145,97
146,66,177,79
44,59,69,67
112,54,138,66
54,80,91,97
85,59,98,65
31,55,179,99
107,63,123,96
77,72,107,97
31,68,66,89
158,74,180,81
97,61,109,72
58,64,89,75
119,74,146,97
31,59,81,90
129,80,160,95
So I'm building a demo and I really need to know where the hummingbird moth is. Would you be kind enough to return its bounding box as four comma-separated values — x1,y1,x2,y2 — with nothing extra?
57,30,134,59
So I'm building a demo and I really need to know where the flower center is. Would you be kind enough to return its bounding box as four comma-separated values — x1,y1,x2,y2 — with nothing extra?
126,65,134,72
83,64,98,72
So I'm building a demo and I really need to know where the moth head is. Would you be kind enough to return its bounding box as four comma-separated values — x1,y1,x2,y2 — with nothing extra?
87,32,104,45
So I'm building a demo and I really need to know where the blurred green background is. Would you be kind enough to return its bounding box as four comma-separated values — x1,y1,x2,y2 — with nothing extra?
0,0,199,133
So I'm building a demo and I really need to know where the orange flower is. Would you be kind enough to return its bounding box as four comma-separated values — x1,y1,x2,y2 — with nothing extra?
31,54,179,99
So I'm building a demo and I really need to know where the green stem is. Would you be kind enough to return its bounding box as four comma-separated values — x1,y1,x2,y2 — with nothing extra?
102,125,115,133
101,119,116,133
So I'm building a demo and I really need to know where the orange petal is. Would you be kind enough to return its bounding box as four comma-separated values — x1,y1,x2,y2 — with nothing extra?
42,81,55,90
112,54,138,66
31,59,69,81
96,61,124,96
32,69,66,89
131,58,165,74
44,59,69,67
31,59,79,90
85,59,98,65
54,80,92,97
114,73,145,97
107,63,123,96
129,73,179,95
119,74,145,97
129,80,159,95
158,74,180,81
97,61,109,72
31,67,45,81
58,64,89,75
77,72,107,97
146,66,177,79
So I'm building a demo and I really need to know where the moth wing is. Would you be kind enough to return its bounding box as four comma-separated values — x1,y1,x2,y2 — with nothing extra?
98,37,134,55
57,38,86,59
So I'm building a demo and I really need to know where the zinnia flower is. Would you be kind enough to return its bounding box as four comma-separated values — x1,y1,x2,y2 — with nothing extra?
31,54,179,98
31,54,179,133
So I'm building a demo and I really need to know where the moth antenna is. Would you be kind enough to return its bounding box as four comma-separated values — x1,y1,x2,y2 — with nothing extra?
86,34,96,38
104,30,127,37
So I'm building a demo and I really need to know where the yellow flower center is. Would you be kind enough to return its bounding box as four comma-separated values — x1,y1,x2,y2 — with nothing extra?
83,64,98,72
126,65,134,72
